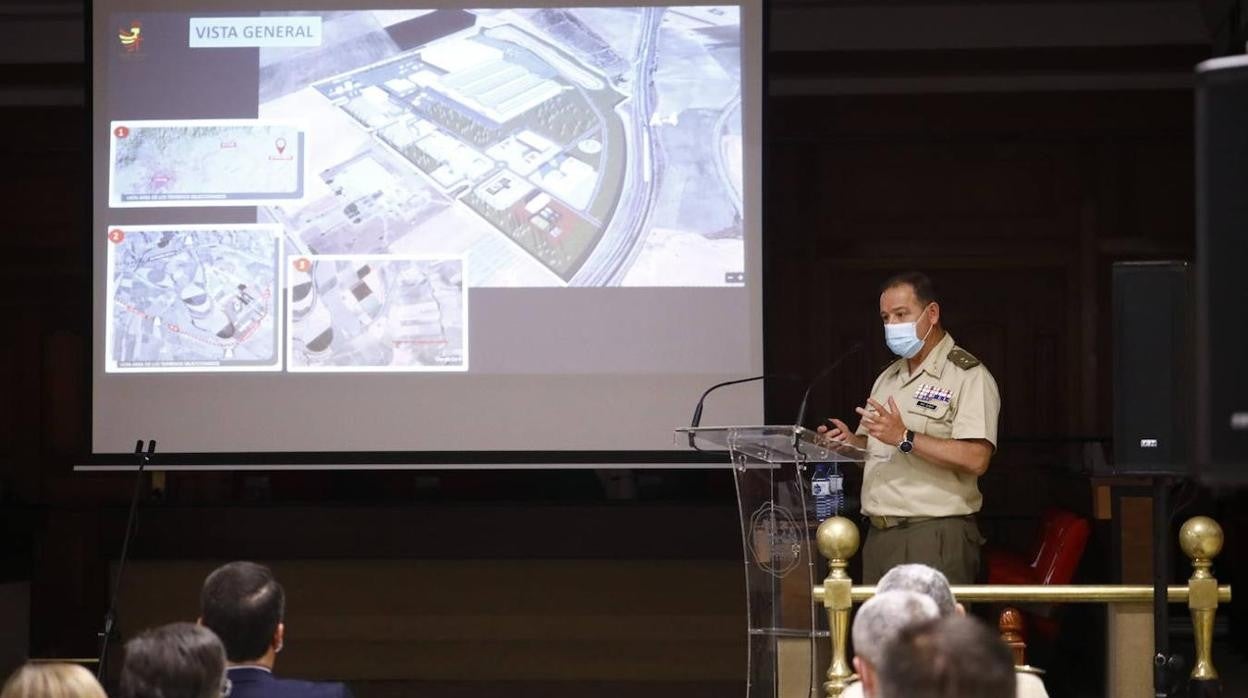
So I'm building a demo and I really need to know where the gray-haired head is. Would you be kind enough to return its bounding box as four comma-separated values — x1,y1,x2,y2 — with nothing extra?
120,622,227,698
851,590,941,668
877,564,957,617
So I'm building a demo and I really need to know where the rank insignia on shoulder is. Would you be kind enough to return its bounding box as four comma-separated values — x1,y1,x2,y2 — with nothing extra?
947,348,981,369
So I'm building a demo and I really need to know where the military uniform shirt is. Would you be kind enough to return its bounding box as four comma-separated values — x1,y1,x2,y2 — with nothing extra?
856,332,1001,517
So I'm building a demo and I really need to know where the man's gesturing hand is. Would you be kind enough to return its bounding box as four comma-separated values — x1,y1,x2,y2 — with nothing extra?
855,397,907,447
817,418,856,442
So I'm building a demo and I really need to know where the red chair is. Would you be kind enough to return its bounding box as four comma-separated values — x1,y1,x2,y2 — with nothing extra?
985,508,1091,640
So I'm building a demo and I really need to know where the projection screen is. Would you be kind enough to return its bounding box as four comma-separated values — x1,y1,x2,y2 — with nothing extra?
89,1,764,465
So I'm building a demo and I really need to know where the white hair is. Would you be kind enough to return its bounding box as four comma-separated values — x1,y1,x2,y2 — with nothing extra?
851,590,941,668
877,564,958,617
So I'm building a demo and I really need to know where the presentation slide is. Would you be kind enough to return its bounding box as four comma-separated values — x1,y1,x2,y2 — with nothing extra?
91,2,763,461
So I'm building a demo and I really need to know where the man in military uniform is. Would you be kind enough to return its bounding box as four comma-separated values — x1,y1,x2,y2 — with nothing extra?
820,272,1000,584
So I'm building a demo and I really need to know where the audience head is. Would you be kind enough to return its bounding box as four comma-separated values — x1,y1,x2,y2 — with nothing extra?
876,563,962,617
878,615,1015,698
120,622,227,698
200,561,285,663
1,663,106,698
851,590,940,697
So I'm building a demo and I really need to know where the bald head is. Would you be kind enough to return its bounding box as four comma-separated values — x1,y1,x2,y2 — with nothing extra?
876,564,958,617
851,591,941,669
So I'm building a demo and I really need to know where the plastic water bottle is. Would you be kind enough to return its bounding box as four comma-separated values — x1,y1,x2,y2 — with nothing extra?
812,464,844,522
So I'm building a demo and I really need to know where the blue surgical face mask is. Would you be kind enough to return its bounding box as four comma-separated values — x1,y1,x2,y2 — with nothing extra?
884,308,934,358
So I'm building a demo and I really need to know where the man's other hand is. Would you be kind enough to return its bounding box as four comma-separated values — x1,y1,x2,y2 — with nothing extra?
817,418,856,442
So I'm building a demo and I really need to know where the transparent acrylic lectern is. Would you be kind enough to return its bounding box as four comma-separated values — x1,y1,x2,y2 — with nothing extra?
676,426,866,698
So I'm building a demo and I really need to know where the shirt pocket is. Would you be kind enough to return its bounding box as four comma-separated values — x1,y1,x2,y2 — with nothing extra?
907,399,952,438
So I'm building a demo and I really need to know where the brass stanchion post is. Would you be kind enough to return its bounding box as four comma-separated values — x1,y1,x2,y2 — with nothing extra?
1180,515,1224,698
816,516,859,698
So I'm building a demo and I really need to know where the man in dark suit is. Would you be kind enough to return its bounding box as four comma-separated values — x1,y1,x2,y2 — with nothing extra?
199,561,352,698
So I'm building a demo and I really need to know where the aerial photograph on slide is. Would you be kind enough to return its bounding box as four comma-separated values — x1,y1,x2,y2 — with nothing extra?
258,7,744,287
287,256,466,370
109,121,305,206
105,226,282,371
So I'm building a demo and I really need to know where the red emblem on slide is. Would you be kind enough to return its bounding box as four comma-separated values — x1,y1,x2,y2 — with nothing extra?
114,126,130,139
293,258,311,272
108,229,125,243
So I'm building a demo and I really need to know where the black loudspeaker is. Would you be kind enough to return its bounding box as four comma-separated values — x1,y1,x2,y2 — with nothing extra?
1112,261,1193,475
1196,57,1248,480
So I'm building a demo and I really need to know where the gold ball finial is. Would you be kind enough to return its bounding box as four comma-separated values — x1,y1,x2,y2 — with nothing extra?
816,516,860,561
1179,516,1224,562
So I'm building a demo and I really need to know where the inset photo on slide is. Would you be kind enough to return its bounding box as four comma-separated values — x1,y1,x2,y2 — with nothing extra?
109,119,306,207
287,255,467,371
105,225,283,372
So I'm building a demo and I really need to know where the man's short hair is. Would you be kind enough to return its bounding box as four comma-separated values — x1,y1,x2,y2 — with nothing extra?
851,591,940,668
878,615,1015,698
200,561,285,662
880,272,938,307
877,564,958,617
120,622,226,698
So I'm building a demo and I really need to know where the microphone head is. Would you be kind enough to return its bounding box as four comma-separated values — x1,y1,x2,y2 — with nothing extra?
146,440,157,455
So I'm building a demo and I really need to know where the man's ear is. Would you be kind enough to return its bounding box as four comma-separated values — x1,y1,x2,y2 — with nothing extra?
858,658,878,697
928,301,941,327
955,602,966,616
272,622,285,652
196,616,203,626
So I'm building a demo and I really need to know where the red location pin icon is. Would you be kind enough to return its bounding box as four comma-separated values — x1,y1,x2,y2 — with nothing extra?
108,228,125,243
114,126,130,138
293,257,311,272
275,137,287,155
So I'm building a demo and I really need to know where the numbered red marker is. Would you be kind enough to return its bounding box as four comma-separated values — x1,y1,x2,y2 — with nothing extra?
275,137,287,155
293,257,311,272
108,228,125,243
114,125,130,139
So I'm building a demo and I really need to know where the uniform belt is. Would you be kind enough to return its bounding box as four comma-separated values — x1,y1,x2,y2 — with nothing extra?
868,515,969,530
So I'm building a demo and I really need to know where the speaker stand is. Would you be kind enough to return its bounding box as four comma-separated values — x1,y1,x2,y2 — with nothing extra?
1153,477,1184,698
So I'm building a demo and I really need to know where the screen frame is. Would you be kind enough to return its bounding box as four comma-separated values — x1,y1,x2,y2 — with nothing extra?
83,0,770,469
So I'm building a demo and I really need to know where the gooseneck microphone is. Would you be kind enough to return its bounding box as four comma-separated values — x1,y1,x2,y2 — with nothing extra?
688,374,800,447
691,375,762,428
793,342,865,430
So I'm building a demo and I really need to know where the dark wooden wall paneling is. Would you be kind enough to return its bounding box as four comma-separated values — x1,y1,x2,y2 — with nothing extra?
0,83,1198,664
760,90,1194,562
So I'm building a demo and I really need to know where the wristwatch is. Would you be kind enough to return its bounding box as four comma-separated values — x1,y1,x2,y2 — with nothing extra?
898,429,916,454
